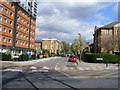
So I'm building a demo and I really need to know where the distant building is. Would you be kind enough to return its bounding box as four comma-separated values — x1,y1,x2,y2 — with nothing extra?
93,21,120,53
35,40,42,53
41,39,60,54
0,1,37,55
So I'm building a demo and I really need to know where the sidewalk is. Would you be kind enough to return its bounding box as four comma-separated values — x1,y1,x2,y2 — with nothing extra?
76,60,119,71
0,57,59,69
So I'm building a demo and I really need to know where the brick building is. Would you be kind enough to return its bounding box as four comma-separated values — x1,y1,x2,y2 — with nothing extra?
93,21,120,53
0,1,37,55
42,39,60,54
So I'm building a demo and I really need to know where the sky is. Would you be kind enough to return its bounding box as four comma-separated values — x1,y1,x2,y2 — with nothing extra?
36,0,119,44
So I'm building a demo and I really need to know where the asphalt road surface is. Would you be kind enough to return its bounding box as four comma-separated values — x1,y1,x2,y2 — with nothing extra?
1,57,120,90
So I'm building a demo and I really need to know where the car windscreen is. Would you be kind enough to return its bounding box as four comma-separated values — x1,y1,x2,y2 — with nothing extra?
70,56,76,58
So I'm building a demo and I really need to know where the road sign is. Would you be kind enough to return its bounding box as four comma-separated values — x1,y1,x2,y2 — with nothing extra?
96,58,103,60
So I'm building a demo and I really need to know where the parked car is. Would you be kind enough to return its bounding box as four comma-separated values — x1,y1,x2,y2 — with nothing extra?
68,55,76,62
61,54,67,57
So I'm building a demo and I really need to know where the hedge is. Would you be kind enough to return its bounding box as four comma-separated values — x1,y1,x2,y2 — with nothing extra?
84,53,120,63
18,54,29,61
0,53,12,61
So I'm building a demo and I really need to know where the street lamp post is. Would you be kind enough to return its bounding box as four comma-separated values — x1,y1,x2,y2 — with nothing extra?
78,33,82,61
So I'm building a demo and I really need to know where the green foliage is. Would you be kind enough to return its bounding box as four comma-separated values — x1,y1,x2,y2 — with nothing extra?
31,54,36,59
37,54,40,59
61,41,70,53
84,53,120,63
19,54,29,61
0,53,12,61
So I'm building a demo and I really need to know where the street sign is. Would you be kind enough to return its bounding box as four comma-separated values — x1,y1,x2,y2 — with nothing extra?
96,58,103,60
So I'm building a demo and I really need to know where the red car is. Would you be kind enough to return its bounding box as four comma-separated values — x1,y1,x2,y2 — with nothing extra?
68,56,77,62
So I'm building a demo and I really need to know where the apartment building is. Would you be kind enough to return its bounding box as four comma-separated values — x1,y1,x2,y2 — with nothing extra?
42,39,60,54
93,21,120,53
0,0,37,55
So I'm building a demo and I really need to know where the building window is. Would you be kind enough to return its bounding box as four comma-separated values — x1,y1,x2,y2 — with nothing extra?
8,39,11,43
0,5,3,11
20,34,23,37
16,32,18,36
2,37,6,42
16,40,18,44
4,18,7,23
20,41,23,45
17,16,19,19
11,4,14,8
10,21,12,25
45,45,47,49
26,36,28,39
3,28,6,32
17,24,19,28
116,30,118,35
10,12,13,16
0,16,2,21
0,26,2,31
9,30,12,34
105,30,110,35
4,9,8,13
26,43,28,46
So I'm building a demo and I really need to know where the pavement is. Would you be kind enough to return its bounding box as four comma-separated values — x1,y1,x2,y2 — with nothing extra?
0,57,119,72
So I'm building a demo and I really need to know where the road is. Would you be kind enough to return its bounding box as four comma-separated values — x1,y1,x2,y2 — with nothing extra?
1,57,119,89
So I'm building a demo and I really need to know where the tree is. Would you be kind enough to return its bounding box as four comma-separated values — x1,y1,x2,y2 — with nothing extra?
98,34,118,53
61,41,70,53
71,35,84,60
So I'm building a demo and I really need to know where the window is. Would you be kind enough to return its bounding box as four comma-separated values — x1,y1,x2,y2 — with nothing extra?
0,26,2,31
8,39,11,43
0,16,2,21
0,5,3,11
116,30,118,35
20,34,23,37
17,16,19,19
4,9,8,13
105,30,110,35
11,4,14,8
20,41,23,45
3,28,6,32
16,32,18,36
26,36,28,39
2,37,6,42
45,45,47,49
16,40,18,44
17,24,19,28
9,30,12,34
26,43,28,46
10,12,13,16
4,18,7,23
10,21,12,25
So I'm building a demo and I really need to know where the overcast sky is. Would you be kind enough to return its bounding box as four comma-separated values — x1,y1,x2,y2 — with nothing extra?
36,0,119,44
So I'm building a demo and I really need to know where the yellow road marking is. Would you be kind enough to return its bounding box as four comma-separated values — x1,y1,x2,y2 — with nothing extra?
59,70,119,79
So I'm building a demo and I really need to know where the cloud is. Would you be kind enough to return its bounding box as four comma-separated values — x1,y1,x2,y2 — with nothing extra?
36,2,114,43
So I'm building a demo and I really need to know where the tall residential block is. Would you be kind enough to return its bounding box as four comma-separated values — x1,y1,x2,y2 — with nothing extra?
0,0,37,55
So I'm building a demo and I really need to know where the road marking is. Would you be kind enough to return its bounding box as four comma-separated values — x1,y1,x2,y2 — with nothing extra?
42,67,49,70
30,66,37,69
55,59,64,71
32,69,48,72
4,69,22,72
59,70,119,79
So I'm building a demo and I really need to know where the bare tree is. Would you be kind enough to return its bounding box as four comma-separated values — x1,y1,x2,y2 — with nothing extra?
98,34,118,53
